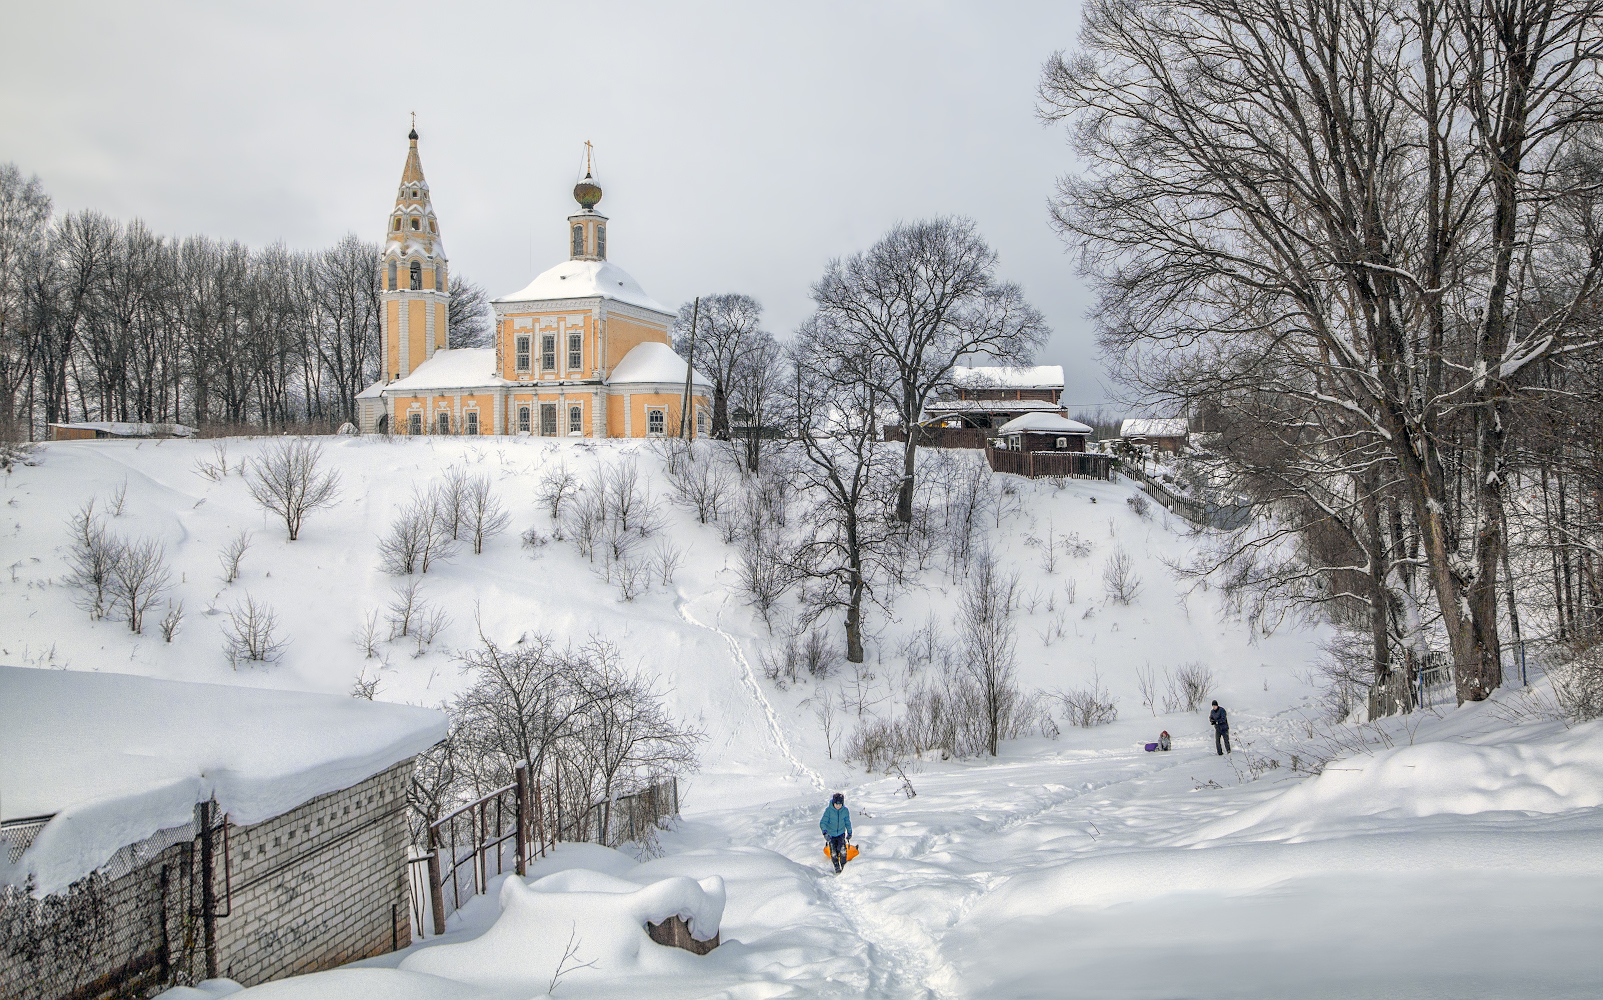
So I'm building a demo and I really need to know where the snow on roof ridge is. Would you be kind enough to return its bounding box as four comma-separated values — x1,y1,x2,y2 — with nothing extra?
605,341,711,387
998,412,1093,435
952,365,1065,388
384,347,505,393
494,259,670,315
1121,417,1190,438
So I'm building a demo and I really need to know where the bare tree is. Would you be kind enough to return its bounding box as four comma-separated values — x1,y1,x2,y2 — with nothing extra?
109,536,171,634
537,462,579,521
956,551,1023,755
446,276,493,348
223,593,287,667
811,218,1048,523
464,474,510,554
1040,0,1603,702
784,320,901,662
1101,546,1141,605
246,438,341,541
218,528,251,584
65,499,115,619
671,293,768,439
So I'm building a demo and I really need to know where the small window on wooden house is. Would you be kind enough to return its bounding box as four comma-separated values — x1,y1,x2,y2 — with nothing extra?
410,261,422,290
1056,437,1068,449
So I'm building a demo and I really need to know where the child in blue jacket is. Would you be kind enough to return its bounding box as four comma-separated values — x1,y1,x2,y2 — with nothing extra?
820,792,852,872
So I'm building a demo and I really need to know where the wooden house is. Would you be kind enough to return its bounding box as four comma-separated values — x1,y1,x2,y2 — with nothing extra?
995,412,1092,452
1120,417,1190,453
921,365,1067,433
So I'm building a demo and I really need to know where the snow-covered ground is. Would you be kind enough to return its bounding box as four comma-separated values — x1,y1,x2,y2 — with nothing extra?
4,436,1601,998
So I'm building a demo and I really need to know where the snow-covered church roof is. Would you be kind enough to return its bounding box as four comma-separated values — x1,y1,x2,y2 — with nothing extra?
495,260,670,315
0,666,448,894
383,348,504,394
998,412,1093,435
606,341,711,388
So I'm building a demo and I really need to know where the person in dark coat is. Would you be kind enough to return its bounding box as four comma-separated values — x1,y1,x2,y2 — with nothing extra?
819,792,853,873
1209,700,1231,755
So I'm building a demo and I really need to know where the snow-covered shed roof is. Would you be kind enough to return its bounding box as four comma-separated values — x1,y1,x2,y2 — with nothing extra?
48,422,195,438
952,365,1065,389
356,379,385,400
0,666,448,894
605,341,711,388
998,413,1093,435
1121,418,1190,439
383,348,506,394
495,260,670,315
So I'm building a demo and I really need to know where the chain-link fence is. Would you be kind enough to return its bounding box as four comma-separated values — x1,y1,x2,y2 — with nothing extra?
0,808,218,1000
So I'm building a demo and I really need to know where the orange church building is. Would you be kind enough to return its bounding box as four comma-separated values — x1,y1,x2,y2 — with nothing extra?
357,130,709,438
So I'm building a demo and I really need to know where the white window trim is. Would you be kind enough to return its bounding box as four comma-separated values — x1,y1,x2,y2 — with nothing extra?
646,407,666,437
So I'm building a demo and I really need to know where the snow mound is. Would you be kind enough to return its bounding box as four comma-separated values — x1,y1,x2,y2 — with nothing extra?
397,870,726,990
1183,720,1603,845
1,666,448,893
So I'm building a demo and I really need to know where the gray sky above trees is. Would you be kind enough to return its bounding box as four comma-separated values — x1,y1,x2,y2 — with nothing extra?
0,0,1109,402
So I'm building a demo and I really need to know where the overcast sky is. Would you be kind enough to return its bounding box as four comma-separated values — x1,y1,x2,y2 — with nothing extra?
0,1,1120,407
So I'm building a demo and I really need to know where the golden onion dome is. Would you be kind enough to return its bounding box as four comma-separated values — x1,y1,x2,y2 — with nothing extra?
573,172,603,211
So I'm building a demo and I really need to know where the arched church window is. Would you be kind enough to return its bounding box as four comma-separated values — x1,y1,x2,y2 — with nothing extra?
393,217,400,232
410,261,422,290
596,225,606,259
435,266,444,292
572,225,584,256
569,406,582,434
411,218,421,231
387,260,397,290
429,220,436,233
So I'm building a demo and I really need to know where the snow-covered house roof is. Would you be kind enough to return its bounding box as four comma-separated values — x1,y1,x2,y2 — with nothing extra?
0,666,448,893
382,348,506,394
925,399,1063,415
494,260,670,316
605,341,711,388
1121,418,1190,439
998,413,1093,435
952,365,1065,389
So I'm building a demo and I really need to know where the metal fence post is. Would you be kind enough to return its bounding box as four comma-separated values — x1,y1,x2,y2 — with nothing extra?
515,764,528,876
196,800,218,980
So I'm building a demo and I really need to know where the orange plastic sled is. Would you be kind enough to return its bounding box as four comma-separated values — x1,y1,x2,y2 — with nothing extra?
824,844,860,863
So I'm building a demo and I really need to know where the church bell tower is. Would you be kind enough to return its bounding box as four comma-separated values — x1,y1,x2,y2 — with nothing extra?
568,142,607,262
380,123,450,383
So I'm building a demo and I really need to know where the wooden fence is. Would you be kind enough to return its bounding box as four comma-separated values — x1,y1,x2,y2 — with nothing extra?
885,425,989,449
415,769,680,937
984,445,1116,480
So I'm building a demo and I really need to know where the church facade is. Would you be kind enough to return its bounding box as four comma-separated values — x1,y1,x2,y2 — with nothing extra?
356,129,709,438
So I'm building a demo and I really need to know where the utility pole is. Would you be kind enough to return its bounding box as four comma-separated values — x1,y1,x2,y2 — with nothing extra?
680,296,699,440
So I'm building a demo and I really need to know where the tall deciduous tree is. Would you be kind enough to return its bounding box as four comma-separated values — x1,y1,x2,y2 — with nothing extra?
1041,0,1603,702
811,218,1047,524
672,293,768,439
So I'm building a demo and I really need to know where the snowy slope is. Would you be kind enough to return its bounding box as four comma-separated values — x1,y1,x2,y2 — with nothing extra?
3,437,1599,998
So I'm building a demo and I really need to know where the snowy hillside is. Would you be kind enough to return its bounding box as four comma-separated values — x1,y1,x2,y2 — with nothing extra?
5,436,1601,999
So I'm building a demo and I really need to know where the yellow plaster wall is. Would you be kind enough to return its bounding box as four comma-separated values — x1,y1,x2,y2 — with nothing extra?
607,394,626,437
497,311,594,382
407,301,426,375
627,392,709,438
436,301,447,350
604,315,670,370
384,300,400,379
